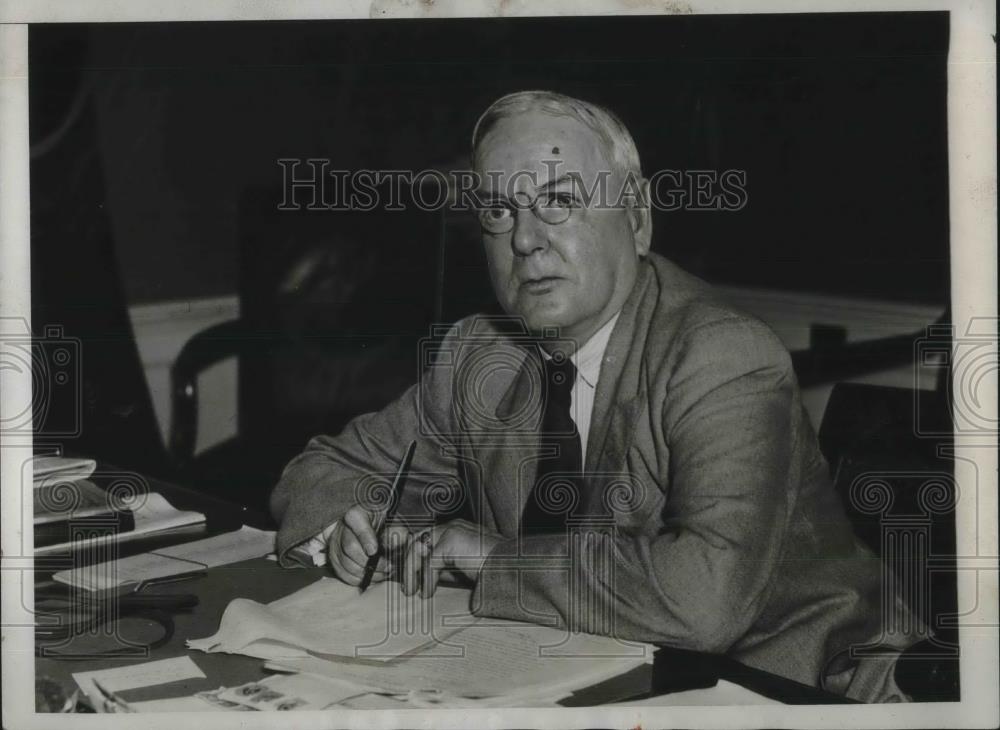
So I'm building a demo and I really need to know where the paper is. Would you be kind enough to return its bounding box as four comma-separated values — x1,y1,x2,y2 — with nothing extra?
73,656,206,706
33,479,116,523
195,687,256,711
129,493,206,535
267,621,652,701
35,492,206,556
187,577,474,662
156,525,274,566
216,673,368,710
32,456,97,486
53,525,276,591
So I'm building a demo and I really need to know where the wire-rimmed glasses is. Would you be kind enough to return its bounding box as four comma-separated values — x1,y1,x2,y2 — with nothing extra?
477,190,580,234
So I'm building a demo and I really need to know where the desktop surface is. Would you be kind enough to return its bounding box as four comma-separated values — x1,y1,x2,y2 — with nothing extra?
31,466,824,710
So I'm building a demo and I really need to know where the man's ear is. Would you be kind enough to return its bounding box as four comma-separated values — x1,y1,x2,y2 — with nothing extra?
627,177,652,257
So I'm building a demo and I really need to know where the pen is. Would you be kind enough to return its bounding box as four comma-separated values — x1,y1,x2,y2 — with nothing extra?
359,439,417,593
92,679,135,713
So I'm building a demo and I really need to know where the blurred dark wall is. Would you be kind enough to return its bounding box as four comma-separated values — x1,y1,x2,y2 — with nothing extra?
31,13,950,308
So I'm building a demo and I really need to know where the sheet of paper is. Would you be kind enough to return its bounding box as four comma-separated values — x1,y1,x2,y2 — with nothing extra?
267,621,652,700
156,525,275,566
216,673,369,710
32,456,97,486
72,656,206,706
129,492,206,535
35,492,206,556
53,525,276,591
187,577,474,662
195,687,256,711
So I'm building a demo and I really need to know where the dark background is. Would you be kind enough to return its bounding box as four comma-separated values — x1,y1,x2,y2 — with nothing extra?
30,12,950,308
28,12,951,505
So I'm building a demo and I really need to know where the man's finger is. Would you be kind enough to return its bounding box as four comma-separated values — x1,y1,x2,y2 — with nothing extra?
339,528,371,571
401,533,430,596
383,524,411,551
380,526,411,582
343,506,379,556
419,531,438,598
329,542,390,584
327,539,358,581
326,524,356,578
328,539,362,577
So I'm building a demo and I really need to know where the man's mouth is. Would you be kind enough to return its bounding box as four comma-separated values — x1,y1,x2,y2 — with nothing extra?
520,276,563,294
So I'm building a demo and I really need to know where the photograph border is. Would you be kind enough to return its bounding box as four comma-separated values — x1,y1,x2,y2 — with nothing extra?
2,1,995,728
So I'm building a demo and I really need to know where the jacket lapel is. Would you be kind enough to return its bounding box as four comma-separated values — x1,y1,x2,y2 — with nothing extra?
473,260,658,533
585,261,655,478
472,342,545,536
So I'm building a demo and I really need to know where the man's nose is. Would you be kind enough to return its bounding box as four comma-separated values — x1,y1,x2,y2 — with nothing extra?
510,208,548,257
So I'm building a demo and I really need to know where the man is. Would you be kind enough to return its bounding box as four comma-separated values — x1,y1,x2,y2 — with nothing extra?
270,90,919,702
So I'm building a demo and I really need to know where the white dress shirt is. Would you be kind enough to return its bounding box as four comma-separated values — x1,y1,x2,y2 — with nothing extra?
296,311,621,566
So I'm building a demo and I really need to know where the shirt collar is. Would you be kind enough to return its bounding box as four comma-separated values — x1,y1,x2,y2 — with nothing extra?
570,311,620,388
538,311,621,387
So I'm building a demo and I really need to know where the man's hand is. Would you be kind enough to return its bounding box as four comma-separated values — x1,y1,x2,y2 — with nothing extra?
400,519,503,597
326,504,410,586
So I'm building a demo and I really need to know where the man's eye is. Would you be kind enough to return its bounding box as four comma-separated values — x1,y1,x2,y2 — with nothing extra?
539,193,579,209
482,205,512,220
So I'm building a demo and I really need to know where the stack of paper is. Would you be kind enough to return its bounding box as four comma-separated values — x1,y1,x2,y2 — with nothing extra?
188,577,476,661
266,622,652,705
32,456,97,485
189,576,653,706
30,455,207,555
34,479,136,547
34,491,206,556
73,656,208,711
124,674,379,712
53,526,276,592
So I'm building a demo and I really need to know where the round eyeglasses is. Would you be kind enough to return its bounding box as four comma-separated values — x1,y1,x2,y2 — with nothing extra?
477,191,579,234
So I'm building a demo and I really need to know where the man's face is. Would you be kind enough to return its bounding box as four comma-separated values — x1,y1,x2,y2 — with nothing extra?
474,111,649,347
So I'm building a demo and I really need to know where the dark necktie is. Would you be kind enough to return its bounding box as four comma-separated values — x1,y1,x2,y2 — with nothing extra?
520,354,582,535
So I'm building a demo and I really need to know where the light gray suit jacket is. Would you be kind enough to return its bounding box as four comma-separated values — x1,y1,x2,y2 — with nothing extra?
270,252,918,700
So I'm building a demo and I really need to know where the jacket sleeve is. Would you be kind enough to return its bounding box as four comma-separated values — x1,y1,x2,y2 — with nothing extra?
269,327,463,567
472,317,797,653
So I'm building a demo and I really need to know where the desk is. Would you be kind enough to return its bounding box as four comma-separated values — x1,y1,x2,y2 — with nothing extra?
33,471,846,709
36,556,321,704
40,557,776,709
33,466,270,580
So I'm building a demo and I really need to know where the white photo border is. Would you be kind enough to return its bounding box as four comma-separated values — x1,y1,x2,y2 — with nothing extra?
1,2,995,728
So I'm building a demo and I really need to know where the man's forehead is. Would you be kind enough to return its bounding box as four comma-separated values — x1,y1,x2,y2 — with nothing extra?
474,112,614,189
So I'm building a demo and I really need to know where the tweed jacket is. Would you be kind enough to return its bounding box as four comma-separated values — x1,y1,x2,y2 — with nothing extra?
270,252,916,699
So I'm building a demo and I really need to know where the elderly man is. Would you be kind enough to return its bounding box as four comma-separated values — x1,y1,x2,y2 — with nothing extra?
270,90,919,702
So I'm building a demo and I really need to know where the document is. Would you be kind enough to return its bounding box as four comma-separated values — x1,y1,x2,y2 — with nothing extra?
32,456,97,486
187,577,475,662
268,621,652,702
53,525,276,591
189,575,651,703
126,674,369,712
34,492,206,556
72,656,206,706
215,673,368,710
33,478,136,548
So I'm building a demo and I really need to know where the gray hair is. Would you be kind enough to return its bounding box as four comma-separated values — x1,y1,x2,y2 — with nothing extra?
470,90,643,180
